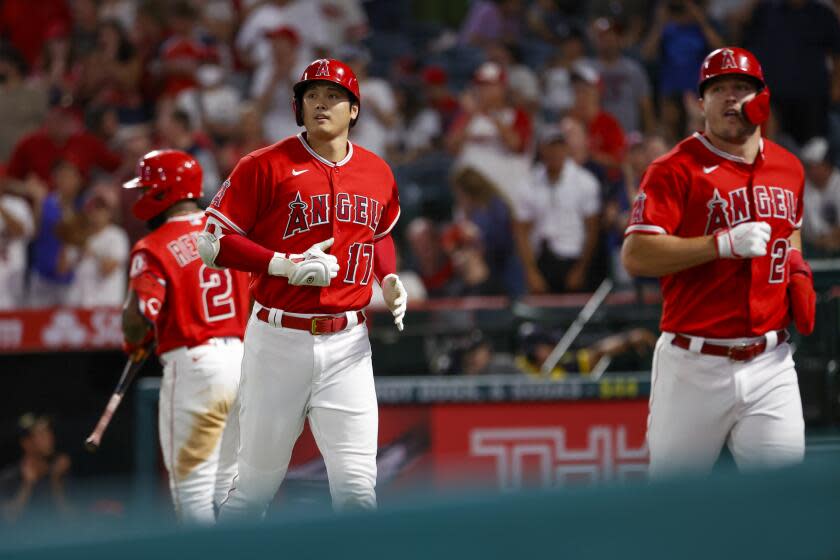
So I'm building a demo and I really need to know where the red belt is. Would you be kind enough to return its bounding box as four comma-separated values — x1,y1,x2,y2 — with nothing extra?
670,330,788,362
255,308,365,335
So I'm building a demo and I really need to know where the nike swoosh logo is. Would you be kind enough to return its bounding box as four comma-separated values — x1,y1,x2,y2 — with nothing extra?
292,169,309,176
703,165,719,174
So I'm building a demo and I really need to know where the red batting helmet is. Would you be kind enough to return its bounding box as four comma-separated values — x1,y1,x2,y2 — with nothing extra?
123,150,202,221
292,58,361,127
698,47,765,95
698,47,771,125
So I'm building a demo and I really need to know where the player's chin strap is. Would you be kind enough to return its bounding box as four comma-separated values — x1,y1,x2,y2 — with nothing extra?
742,87,771,126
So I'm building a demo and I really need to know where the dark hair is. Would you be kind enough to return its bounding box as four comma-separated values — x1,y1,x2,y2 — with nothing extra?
172,108,192,131
0,43,28,76
98,19,136,62
170,0,199,20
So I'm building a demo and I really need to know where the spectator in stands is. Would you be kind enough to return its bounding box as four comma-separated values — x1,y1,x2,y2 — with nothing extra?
217,103,271,179
252,25,303,143
460,0,524,48
0,0,72,68
75,19,142,110
175,49,242,145
0,413,72,523
236,0,328,72
515,322,657,379
604,133,669,286
559,115,608,186
446,61,533,204
343,46,399,158
483,42,540,115
513,125,601,294
69,0,101,61
452,167,525,296
0,46,48,163
318,0,370,52
406,217,457,297
157,1,205,99
436,330,518,375
27,158,87,308
0,176,36,310
641,0,724,144
5,103,122,187
33,22,76,108
66,184,129,308
155,105,221,204
800,137,840,254
568,64,626,177
540,26,587,119
587,17,656,135
742,0,840,145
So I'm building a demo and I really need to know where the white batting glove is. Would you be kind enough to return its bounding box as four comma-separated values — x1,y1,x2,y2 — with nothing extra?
381,273,407,331
715,222,771,259
268,238,340,286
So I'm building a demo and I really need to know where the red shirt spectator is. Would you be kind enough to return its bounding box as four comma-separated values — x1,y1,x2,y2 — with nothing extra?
0,0,71,67
6,107,121,185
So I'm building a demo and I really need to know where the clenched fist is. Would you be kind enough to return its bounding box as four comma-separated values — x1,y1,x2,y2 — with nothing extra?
715,222,771,259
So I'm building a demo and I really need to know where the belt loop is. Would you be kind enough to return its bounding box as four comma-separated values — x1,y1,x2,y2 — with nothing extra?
345,310,359,328
765,330,779,352
268,308,283,328
688,336,704,353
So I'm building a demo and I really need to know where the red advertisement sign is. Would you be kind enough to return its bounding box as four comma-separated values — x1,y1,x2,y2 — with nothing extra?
0,308,123,352
285,400,649,493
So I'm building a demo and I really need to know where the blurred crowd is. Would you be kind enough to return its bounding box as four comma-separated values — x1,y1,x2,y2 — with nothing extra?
1,0,840,311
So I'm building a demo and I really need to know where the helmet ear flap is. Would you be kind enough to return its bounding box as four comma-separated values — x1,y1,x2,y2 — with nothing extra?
293,95,304,126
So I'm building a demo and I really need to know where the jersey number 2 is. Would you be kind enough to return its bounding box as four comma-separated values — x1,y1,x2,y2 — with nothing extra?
344,243,374,285
199,265,236,321
768,238,790,284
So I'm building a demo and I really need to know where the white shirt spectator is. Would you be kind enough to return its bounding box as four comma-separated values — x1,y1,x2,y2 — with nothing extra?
803,167,840,239
0,195,35,309
250,59,307,142
350,78,398,157
515,159,601,258
454,109,532,203
542,66,575,115
176,80,242,134
66,224,129,308
317,0,368,51
403,108,442,153
236,1,327,69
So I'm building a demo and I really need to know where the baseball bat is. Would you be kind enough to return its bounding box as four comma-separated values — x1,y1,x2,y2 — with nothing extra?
84,345,153,453
540,278,613,377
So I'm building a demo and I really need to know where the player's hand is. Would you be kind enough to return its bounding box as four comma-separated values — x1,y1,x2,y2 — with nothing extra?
270,238,340,286
715,222,771,259
381,273,407,331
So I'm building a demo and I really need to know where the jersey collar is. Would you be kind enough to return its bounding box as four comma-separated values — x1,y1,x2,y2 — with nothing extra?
297,133,354,167
693,132,764,164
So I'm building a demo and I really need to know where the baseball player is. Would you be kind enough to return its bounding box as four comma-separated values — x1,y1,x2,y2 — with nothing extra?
197,58,406,517
122,150,250,522
622,47,817,477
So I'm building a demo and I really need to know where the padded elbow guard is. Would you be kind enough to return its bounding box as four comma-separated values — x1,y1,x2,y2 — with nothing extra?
197,230,223,269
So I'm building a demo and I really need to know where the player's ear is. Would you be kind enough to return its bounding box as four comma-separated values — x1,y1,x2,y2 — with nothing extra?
350,102,359,120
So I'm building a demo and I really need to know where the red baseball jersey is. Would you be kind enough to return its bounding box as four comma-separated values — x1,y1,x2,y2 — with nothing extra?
625,132,804,338
206,133,400,313
128,212,250,354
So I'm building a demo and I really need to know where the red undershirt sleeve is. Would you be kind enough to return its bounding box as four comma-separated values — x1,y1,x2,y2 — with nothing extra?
215,233,274,274
373,233,397,283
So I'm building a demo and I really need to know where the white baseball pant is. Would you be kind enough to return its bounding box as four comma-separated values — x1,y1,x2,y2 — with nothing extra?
218,307,378,520
158,337,243,523
647,332,805,478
